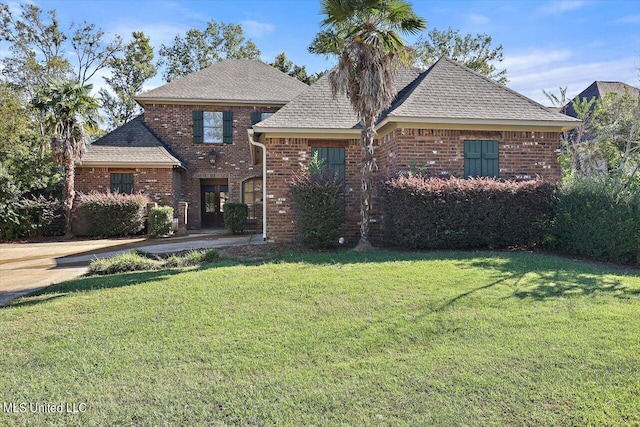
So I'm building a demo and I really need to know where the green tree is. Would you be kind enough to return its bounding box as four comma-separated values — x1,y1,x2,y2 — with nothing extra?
100,32,157,130
270,52,322,85
33,80,100,237
314,0,426,250
413,28,507,84
158,21,260,82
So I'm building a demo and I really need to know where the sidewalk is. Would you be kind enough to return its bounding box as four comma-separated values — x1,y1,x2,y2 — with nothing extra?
0,232,264,306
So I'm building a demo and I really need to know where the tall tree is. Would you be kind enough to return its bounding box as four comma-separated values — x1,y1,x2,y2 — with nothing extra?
270,52,317,84
0,3,123,97
33,80,100,237
158,21,260,82
314,0,426,250
100,32,156,130
413,28,507,84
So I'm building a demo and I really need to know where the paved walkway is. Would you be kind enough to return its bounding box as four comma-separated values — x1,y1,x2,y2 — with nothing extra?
0,232,264,305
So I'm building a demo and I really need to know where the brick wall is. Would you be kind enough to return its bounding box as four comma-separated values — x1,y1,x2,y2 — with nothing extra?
265,127,562,242
142,103,279,228
75,167,176,206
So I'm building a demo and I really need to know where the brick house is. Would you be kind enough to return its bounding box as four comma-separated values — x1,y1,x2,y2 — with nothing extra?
77,57,579,242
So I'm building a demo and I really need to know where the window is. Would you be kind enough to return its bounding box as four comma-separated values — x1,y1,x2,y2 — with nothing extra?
311,147,345,179
464,140,498,178
250,112,273,165
110,173,133,194
192,110,233,144
242,178,262,220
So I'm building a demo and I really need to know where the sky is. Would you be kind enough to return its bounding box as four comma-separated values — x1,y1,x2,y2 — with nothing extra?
3,0,640,105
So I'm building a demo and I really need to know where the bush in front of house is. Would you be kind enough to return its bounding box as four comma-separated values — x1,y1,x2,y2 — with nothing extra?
0,195,64,239
289,157,345,248
381,174,555,250
149,206,174,236
77,191,150,237
548,176,640,265
223,202,248,233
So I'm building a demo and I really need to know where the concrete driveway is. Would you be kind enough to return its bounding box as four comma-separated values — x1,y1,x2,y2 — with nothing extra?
0,232,263,305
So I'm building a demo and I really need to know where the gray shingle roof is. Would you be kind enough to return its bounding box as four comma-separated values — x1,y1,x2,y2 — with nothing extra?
564,81,640,117
255,68,421,130
135,59,309,104
388,57,579,122
80,116,182,166
256,57,579,132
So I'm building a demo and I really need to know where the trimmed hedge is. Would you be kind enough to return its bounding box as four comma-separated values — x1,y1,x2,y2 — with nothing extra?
289,167,345,248
149,206,173,236
0,196,64,239
382,175,555,250
549,177,640,265
223,202,248,233
76,192,150,237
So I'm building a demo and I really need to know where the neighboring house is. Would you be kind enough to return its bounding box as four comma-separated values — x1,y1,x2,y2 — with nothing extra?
77,57,579,242
563,81,640,117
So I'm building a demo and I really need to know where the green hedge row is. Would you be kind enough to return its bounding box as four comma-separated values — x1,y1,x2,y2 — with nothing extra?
0,196,64,239
75,192,150,237
381,175,555,250
549,177,639,265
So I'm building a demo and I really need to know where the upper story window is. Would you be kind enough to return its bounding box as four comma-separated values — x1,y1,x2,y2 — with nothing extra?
464,140,499,178
193,110,233,144
251,111,273,126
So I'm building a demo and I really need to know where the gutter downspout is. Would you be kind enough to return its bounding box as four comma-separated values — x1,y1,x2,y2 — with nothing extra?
247,129,267,241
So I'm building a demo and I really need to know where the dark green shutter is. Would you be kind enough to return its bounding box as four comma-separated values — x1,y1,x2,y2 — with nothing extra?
192,110,203,143
464,140,482,178
251,111,262,126
482,140,499,178
110,173,133,194
223,111,233,144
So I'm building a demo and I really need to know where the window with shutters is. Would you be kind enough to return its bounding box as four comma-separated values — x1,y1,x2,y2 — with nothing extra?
464,140,499,178
311,147,345,179
110,173,133,194
193,110,233,144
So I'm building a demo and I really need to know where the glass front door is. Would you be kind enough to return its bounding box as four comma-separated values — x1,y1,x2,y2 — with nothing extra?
201,184,228,227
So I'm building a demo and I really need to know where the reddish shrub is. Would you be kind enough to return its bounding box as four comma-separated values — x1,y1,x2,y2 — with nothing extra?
381,175,555,249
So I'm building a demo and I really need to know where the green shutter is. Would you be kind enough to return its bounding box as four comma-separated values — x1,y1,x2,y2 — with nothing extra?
192,110,203,143
311,147,345,179
251,111,262,126
464,140,482,178
223,111,233,144
110,173,133,194
482,140,499,178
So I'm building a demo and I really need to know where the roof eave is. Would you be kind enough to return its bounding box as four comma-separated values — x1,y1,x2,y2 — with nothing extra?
378,116,581,132
135,97,290,107
253,126,361,139
77,160,183,169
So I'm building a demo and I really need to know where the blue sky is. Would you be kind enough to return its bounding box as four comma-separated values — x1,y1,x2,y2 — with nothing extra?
5,0,640,105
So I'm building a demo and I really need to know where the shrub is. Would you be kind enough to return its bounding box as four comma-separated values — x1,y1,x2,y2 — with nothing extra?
381,175,555,250
289,159,345,248
77,192,150,237
223,202,248,233
149,206,174,236
0,195,64,239
87,251,161,275
549,176,640,265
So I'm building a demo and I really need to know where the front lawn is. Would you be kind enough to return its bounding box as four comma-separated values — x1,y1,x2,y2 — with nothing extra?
1,250,639,426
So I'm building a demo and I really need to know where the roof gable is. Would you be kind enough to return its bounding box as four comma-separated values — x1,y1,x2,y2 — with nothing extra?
135,59,308,104
564,81,639,117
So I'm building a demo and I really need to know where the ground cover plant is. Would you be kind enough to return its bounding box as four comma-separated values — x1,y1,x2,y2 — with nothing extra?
1,250,639,426
86,248,220,275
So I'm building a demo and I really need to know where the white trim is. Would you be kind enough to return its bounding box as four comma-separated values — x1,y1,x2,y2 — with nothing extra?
252,126,361,135
135,97,289,107
77,162,180,168
377,115,581,130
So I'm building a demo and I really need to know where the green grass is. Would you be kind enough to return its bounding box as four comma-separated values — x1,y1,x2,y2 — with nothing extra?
1,250,639,426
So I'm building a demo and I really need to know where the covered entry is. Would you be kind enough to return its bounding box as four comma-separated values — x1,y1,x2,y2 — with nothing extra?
200,178,228,228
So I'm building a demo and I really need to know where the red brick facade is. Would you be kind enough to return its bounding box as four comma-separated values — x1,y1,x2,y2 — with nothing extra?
75,166,176,206
264,128,563,242
140,103,280,228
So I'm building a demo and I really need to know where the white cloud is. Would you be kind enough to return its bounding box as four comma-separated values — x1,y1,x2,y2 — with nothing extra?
507,58,638,105
240,20,275,38
615,14,640,24
538,0,586,14
468,13,489,24
502,49,574,73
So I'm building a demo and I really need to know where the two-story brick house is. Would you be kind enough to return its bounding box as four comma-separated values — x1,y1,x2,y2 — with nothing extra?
76,57,579,242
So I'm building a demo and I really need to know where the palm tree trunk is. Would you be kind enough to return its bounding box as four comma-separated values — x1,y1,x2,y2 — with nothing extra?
355,126,376,251
63,160,75,238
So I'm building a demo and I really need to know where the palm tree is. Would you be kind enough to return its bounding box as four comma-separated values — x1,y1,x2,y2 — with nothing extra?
319,0,426,250
33,79,100,237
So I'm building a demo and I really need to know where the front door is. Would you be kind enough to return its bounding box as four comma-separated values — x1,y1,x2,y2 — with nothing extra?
201,184,228,227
